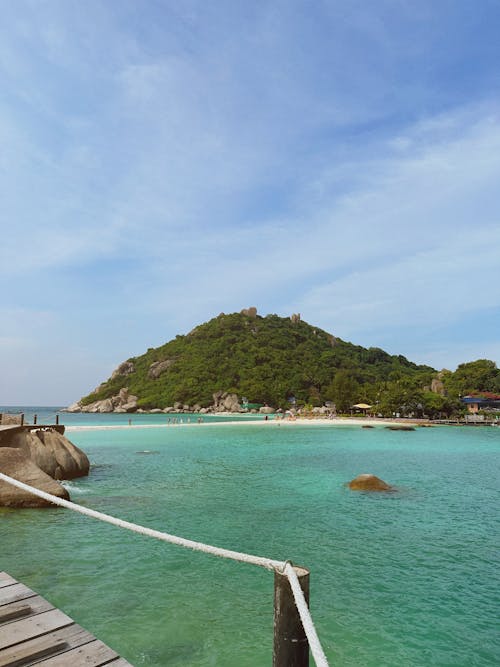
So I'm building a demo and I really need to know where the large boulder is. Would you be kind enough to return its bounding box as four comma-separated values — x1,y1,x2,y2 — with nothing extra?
212,391,224,405
348,474,392,491
0,448,69,508
240,307,257,318
97,398,114,413
77,388,138,413
223,393,242,412
121,396,138,412
5,428,89,480
148,359,174,379
36,430,89,479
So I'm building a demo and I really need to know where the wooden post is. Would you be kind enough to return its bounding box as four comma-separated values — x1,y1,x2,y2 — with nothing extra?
33,414,37,425
273,564,310,667
56,414,59,425
21,413,24,426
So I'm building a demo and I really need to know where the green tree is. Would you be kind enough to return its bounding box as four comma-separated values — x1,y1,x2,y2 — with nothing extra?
442,359,500,397
328,370,359,412
376,377,424,417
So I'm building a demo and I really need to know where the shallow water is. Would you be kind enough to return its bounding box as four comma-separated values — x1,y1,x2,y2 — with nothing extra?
1,419,499,666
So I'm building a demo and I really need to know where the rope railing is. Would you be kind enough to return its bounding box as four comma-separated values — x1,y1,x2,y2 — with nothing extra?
0,471,329,667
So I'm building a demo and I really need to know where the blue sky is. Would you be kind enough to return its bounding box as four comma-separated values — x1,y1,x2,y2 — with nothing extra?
1,0,500,405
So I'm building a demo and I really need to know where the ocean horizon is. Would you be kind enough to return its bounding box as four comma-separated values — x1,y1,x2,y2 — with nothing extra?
1,407,499,665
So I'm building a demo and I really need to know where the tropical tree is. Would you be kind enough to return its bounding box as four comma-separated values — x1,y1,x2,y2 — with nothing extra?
327,370,359,412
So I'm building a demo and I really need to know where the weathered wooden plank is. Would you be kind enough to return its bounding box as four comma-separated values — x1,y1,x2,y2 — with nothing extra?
0,609,73,650
35,638,120,666
0,623,95,666
0,575,133,666
0,584,37,608
0,575,16,590
0,605,32,625
0,637,68,667
0,596,53,626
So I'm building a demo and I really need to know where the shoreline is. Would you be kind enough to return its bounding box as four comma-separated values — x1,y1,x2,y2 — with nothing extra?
65,417,415,432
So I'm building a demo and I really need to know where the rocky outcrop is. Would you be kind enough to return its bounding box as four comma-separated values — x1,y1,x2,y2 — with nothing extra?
0,427,90,508
312,406,329,414
211,392,243,413
241,307,257,318
68,387,252,415
327,334,337,347
3,428,90,481
290,313,301,323
65,401,83,412
111,361,135,380
116,388,139,412
431,376,446,395
67,387,138,413
65,364,138,411
0,448,70,508
348,474,392,491
148,359,174,379
259,406,274,414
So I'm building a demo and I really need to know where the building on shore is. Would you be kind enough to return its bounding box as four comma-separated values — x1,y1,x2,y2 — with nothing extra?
462,393,500,413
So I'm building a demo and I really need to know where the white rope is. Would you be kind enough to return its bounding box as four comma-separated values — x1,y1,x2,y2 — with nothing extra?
0,472,282,570
0,471,330,665
284,562,330,667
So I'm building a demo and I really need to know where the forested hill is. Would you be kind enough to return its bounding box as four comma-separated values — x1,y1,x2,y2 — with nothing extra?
79,310,437,411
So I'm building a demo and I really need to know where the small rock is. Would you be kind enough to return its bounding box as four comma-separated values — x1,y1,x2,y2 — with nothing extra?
348,474,392,491
385,425,415,431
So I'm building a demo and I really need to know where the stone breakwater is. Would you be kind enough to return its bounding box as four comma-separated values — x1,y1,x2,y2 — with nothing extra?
0,427,89,508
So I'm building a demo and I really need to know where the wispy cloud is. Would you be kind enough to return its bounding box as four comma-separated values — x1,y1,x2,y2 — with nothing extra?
1,1,499,402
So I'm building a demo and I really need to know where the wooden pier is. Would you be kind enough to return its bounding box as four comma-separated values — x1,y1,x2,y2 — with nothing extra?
0,572,133,666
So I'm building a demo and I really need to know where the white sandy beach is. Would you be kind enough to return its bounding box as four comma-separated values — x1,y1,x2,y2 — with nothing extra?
65,417,411,432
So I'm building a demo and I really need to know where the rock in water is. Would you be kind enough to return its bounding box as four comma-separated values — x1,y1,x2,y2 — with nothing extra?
385,425,415,431
7,428,89,480
348,474,392,491
0,448,70,508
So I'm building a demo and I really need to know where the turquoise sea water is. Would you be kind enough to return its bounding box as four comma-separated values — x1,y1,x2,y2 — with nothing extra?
1,409,499,666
